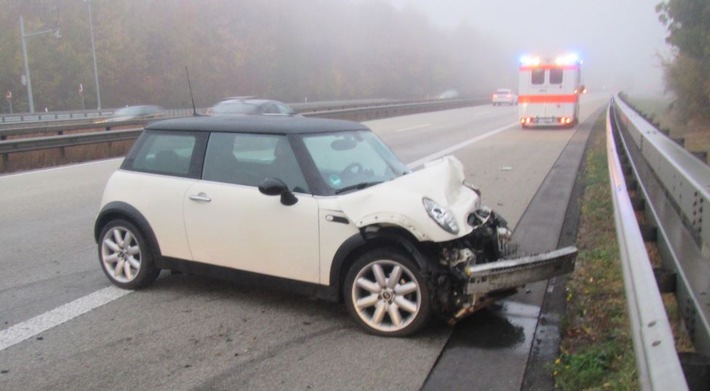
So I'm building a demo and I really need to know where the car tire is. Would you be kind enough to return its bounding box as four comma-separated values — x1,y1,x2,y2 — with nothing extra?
344,248,431,337
98,219,160,290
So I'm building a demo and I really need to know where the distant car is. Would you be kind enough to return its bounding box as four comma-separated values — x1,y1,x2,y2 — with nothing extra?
207,97,297,116
491,89,518,106
438,89,460,99
102,105,164,123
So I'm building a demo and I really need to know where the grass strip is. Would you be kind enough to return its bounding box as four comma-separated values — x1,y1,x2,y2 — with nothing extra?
554,114,638,390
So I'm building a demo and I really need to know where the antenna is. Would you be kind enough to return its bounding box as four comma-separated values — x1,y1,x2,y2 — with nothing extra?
185,67,199,116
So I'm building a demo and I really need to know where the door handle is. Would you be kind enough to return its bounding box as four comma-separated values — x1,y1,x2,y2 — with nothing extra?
189,193,211,202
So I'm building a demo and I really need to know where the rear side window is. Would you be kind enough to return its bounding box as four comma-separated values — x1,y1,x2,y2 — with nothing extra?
549,68,563,84
531,69,545,85
202,133,309,192
122,130,206,178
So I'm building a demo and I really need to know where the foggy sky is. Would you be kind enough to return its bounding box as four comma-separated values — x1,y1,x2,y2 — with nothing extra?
386,0,671,96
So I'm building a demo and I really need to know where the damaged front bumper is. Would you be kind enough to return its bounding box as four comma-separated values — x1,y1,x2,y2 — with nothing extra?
465,246,577,294
445,246,577,324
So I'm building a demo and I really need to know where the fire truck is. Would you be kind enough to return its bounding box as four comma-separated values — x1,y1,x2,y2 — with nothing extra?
518,54,584,128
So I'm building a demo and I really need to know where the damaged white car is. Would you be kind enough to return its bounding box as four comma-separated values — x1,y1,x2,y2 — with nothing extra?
95,115,576,337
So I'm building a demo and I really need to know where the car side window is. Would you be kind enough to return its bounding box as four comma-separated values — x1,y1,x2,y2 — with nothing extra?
122,131,202,178
276,103,294,115
262,104,279,114
202,133,309,193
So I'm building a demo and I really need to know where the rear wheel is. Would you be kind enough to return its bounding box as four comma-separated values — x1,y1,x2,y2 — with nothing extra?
344,249,431,337
98,219,160,289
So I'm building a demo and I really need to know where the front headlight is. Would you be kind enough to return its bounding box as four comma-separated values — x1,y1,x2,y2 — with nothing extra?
422,197,459,234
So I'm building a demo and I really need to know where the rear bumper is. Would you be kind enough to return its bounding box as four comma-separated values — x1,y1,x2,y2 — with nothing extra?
520,117,576,127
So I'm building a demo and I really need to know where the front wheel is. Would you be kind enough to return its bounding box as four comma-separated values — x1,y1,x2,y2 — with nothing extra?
344,249,431,337
98,219,160,289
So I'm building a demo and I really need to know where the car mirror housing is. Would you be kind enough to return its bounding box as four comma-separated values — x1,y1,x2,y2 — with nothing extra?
258,177,298,206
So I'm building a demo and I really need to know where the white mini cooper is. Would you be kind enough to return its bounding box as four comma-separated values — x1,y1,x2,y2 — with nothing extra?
95,115,575,337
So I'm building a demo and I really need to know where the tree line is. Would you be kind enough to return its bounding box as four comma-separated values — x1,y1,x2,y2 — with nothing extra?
0,0,511,113
657,0,710,126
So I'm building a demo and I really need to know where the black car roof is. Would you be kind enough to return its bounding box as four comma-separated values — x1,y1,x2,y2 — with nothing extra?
145,115,369,134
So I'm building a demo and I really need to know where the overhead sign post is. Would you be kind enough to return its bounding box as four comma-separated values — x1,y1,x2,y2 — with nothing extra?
78,83,85,110
5,90,12,114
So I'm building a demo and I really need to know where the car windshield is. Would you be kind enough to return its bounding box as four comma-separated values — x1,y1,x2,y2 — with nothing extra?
495,89,510,94
212,101,260,115
301,130,410,194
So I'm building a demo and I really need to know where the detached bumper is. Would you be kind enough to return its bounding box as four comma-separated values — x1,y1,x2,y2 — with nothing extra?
465,246,577,294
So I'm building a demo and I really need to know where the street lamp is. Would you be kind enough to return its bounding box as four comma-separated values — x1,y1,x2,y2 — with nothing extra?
20,15,60,113
85,0,102,110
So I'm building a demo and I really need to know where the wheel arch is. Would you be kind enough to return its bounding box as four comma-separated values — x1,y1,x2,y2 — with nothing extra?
327,225,433,302
94,201,162,259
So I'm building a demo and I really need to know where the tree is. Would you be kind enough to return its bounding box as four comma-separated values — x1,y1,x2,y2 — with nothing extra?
0,0,513,111
656,0,710,124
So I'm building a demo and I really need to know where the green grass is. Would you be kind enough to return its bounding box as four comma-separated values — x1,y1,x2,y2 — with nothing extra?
554,113,638,390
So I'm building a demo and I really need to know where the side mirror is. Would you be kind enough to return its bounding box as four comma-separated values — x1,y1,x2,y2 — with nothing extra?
258,177,298,206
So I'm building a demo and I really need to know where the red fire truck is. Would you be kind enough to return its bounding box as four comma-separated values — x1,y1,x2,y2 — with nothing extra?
518,54,584,128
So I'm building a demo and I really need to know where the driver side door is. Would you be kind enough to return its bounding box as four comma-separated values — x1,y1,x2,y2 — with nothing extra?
183,132,320,283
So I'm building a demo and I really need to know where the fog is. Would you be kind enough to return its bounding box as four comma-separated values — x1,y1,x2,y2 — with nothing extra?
386,0,671,96
0,0,672,112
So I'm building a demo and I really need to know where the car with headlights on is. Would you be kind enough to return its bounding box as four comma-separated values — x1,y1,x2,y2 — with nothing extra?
94,115,575,337
491,89,518,106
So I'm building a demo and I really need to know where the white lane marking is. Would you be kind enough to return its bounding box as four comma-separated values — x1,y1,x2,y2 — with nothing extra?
396,123,431,133
408,122,518,168
0,286,130,352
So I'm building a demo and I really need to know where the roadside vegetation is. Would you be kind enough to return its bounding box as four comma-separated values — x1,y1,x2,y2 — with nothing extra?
553,114,693,390
651,0,710,142
0,0,508,113
553,114,637,390
656,0,710,126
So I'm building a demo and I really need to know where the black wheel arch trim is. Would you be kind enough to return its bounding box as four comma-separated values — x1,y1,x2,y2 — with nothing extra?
326,227,435,302
94,201,162,258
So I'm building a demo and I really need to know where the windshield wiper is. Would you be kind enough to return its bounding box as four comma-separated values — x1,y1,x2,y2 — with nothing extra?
335,181,383,194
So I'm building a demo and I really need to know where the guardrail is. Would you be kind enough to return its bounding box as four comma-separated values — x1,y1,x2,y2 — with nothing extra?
0,98,481,125
613,93,710,354
0,98,485,170
607,100,689,390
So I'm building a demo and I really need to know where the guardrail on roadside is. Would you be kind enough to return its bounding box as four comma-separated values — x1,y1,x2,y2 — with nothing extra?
0,98,485,170
0,97,484,125
607,100,689,390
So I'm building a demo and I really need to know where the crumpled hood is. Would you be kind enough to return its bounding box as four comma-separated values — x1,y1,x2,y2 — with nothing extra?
335,155,480,242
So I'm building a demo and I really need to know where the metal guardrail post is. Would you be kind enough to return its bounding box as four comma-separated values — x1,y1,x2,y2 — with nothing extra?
606,101,689,390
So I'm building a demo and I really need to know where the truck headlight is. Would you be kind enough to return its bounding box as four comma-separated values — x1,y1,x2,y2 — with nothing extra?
423,197,459,234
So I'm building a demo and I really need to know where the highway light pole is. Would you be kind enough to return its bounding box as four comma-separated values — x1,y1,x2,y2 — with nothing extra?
20,15,60,113
85,0,102,110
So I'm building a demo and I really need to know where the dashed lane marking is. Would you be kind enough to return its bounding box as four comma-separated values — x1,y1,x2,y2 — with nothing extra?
0,286,130,352
408,122,518,168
